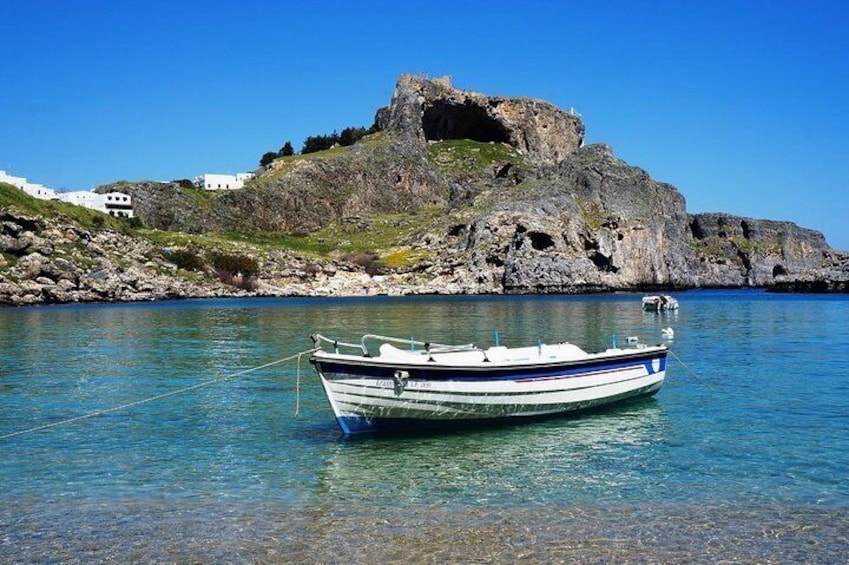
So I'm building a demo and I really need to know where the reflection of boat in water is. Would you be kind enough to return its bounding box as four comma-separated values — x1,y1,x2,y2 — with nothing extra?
642,295,679,312
309,333,668,436
314,399,669,503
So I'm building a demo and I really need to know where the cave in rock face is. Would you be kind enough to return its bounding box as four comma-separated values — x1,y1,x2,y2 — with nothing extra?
422,100,512,143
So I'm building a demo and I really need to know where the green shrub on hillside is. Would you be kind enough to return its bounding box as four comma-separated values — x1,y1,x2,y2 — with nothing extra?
163,248,206,271
427,139,525,176
121,216,144,229
210,252,259,291
260,151,279,168
343,251,384,276
172,179,196,189
280,141,294,156
210,253,258,278
258,124,378,164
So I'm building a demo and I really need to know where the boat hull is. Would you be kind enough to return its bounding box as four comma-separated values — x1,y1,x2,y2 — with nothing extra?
642,295,679,311
311,348,667,436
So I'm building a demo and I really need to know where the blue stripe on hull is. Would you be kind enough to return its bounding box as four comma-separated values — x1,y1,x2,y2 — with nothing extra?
316,351,667,384
335,382,662,436
644,356,666,375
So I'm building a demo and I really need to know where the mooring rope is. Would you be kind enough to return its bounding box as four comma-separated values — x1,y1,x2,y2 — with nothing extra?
295,348,304,417
0,347,318,442
668,348,713,390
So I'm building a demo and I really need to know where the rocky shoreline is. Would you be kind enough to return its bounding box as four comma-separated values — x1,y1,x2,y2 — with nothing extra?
0,209,484,307
2,208,846,308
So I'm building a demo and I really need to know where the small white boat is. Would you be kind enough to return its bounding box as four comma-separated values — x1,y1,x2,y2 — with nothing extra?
309,333,668,436
642,295,679,311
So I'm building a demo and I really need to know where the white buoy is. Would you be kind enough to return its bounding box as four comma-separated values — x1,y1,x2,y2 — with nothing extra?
661,327,674,339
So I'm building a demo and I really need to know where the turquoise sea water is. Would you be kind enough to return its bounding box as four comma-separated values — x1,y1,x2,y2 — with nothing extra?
1,290,848,563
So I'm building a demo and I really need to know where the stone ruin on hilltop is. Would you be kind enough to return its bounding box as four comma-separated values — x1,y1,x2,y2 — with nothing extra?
375,74,586,165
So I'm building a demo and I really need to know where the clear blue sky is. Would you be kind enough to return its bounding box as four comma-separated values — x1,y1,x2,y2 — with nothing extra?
2,0,847,249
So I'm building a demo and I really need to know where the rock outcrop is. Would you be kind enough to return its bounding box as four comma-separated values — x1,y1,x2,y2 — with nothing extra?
768,249,849,292
224,133,445,232
96,181,215,234
451,143,693,293
380,74,585,165
687,213,833,287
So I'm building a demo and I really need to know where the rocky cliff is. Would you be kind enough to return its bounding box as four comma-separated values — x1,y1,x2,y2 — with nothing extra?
687,213,834,287
451,143,695,293
3,74,847,305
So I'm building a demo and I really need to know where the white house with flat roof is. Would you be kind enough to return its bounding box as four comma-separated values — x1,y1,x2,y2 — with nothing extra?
196,172,254,191
101,192,134,217
56,191,134,218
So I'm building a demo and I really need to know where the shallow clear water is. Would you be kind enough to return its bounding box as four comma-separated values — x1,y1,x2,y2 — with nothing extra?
2,290,848,562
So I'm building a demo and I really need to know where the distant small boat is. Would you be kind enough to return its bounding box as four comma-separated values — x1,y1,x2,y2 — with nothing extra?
642,295,679,311
309,333,668,436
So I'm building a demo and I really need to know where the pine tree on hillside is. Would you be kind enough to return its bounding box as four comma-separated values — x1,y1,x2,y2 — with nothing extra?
260,151,278,167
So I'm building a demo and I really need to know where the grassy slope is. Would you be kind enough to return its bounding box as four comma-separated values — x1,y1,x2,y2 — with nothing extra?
0,182,128,231
241,138,524,264
1,133,448,272
427,139,526,175
218,132,445,267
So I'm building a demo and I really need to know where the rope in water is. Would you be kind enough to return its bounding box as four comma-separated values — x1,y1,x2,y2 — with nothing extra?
0,347,319,442
668,348,713,390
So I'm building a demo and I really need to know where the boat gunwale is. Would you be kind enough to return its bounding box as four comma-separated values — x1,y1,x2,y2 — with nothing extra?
310,344,668,374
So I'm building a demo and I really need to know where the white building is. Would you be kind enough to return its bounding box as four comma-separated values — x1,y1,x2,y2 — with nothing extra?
56,191,134,218
102,192,134,217
0,170,57,200
1,170,133,218
196,172,254,191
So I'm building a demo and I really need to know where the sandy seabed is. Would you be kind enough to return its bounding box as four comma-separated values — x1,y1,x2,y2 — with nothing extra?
3,499,848,564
